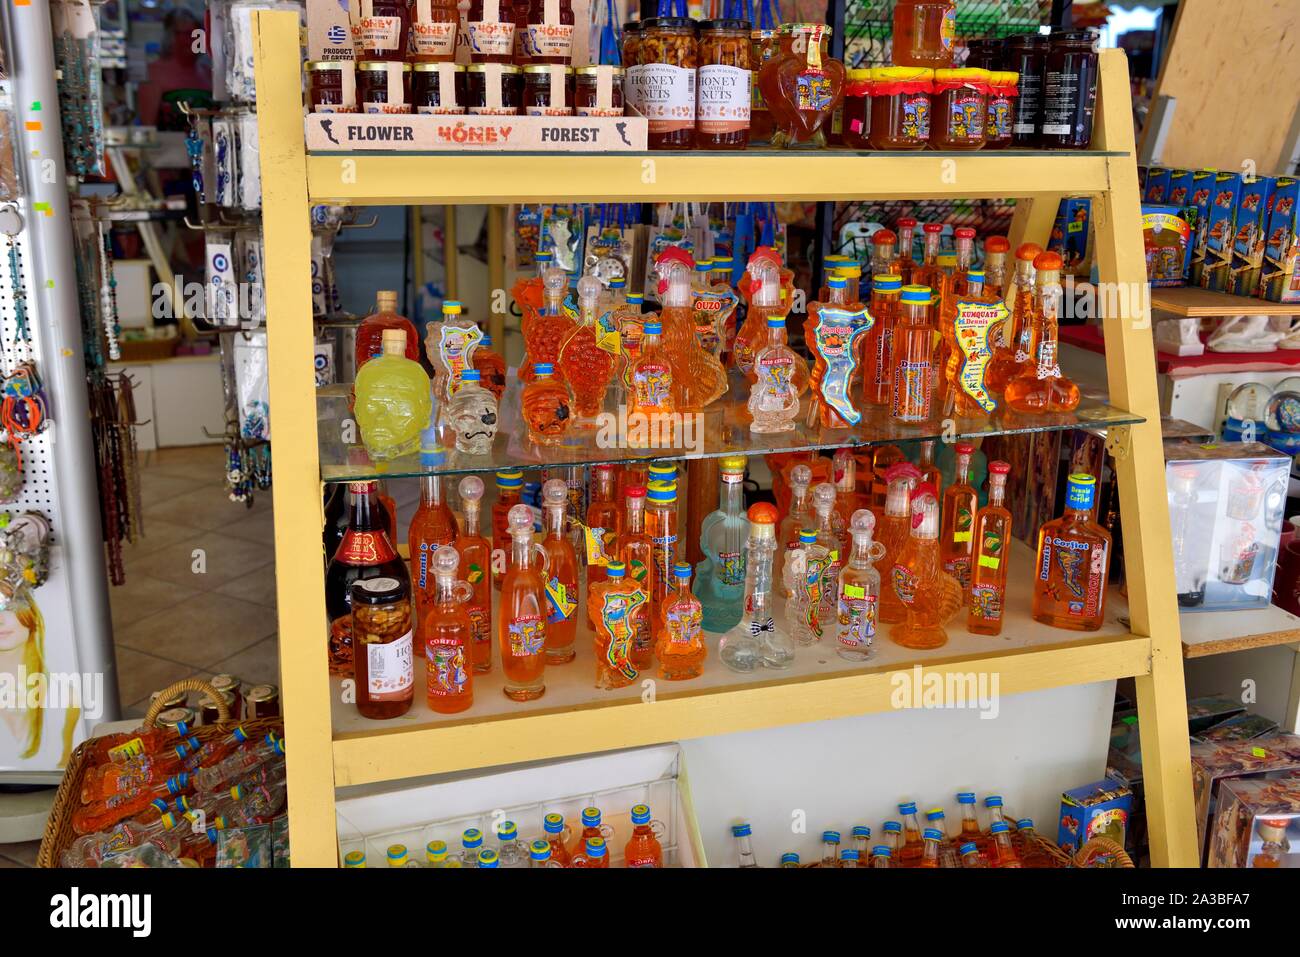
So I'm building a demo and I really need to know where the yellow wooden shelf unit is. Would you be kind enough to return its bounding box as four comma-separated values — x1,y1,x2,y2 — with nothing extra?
1150,285,1300,318
251,10,1198,867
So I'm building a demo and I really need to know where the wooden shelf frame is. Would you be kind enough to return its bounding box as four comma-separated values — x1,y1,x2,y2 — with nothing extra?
251,11,1199,867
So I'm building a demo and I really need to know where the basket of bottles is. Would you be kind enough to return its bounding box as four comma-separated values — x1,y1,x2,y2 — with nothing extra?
37,678,285,867
336,743,705,868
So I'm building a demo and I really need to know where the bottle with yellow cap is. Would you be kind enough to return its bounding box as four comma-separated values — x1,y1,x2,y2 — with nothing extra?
930,67,990,150
696,455,749,633
387,843,420,868
343,849,366,868
490,470,525,590
644,480,679,666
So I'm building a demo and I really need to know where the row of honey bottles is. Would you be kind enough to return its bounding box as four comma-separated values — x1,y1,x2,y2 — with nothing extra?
327,442,1113,718
349,226,1083,467
734,794,1058,868
344,804,665,869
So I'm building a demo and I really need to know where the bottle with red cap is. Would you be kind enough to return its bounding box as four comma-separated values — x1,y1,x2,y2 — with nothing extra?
985,242,1044,396
890,481,949,649
720,502,795,672
939,442,978,597
910,222,947,295
869,229,898,288
893,218,919,283
1005,251,1081,413
968,460,1013,635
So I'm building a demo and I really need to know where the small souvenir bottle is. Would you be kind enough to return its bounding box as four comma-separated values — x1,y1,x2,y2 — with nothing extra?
748,315,803,433
521,362,573,446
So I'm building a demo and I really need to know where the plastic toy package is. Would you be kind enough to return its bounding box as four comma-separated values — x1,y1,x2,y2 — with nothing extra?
1164,441,1289,611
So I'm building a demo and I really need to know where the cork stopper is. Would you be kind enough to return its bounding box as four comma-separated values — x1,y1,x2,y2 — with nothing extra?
381,329,407,355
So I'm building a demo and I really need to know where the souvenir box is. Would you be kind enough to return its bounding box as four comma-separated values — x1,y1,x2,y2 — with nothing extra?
1164,441,1289,611
1142,203,1192,286
1190,733,1300,864
1207,773,1300,868
1230,176,1274,297
1048,197,1092,278
1143,166,1173,204
1260,176,1300,303
1196,712,1280,743
1199,172,1244,292
1057,778,1132,855
1185,693,1247,735
1188,169,1217,285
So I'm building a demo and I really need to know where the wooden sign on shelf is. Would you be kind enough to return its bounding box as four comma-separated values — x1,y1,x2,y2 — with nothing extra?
305,113,648,153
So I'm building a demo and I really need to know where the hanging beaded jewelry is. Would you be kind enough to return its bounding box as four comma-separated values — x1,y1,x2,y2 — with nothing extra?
98,220,121,361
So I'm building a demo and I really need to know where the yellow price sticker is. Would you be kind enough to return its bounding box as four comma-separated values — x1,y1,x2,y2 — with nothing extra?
977,554,1000,570
845,584,866,599
953,532,972,543
1252,747,1268,758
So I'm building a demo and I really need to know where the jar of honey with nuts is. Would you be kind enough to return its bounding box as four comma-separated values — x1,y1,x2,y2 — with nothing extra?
697,17,752,150
633,17,699,150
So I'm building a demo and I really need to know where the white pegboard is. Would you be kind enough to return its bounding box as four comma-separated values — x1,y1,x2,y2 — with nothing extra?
0,216,61,536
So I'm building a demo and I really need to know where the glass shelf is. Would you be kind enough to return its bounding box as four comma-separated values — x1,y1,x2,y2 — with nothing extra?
318,378,1143,482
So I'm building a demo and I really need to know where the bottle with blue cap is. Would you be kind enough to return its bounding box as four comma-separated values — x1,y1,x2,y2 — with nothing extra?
628,318,675,431
571,806,613,860
870,845,892,868
987,820,1022,868
864,272,903,406
918,828,946,868
624,803,664,868
807,272,871,429
959,841,984,868
495,819,526,866
387,842,420,868
897,802,925,866
520,263,574,381
956,791,982,847
819,829,842,867
779,851,801,868
889,284,937,423
472,330,507,400
1031,472,1112,631
343,849,366,868
659,562,706,681
477,847,501,869
529,838,562,869
695,256,741,360
732,821,759,868
839,848,862,867
572,835,610,869
425,840,451,868
541,812,572,866
589,559,650,689
644,481,679,667
459,827,485,867
850,824,872,861
445,366,498,455
611,289,647,398
748,312,803,434
925,808,959,868
782,528,831,646
521,361,574,447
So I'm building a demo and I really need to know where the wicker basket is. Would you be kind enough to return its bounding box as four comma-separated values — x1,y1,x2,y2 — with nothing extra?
1074,836,1135,868
37,678,283,868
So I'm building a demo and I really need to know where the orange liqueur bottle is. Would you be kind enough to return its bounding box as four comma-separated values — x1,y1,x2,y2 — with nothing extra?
455,476,493,672
409,475,459,620
878,463,921,625
498,503,549,700
539,478,579,664
421,545,475,714
491,470,524,589
863,273,902,407
967,460,1012,635
939,442,977,596
1032,473,1112,631
890,482,948,649
985,242,1042,396
1004,251,1081,413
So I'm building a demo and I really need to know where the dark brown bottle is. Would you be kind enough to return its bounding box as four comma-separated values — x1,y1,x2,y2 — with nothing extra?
1002,33,1046,147
324,482,396,565
325,482,410,677
1039,30,1098,149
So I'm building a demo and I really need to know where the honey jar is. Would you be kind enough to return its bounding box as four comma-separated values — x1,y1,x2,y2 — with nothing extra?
866,66,932,150
984,70,1019,149
465,63,523,115
696,17,752,150
841,68,872,148
357,61,413,114
748,28,780,145
413,62,466,114
523,64,573,115
575,65,624,117
408,0,460,62
246,684,281,719
633,17,699,150
929,67,989,150
466,0,517,64
520,0,576,65
354,0,409,61
306,61,358,113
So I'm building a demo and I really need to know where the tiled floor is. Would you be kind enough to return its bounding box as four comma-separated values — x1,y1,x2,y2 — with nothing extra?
1,444,283,867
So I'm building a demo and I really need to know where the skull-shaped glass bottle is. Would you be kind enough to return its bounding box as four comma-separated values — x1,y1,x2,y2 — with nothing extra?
354,328,432,461
445,369,498,455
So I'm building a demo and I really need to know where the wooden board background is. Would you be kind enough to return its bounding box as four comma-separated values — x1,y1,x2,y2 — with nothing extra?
1141,0,1300,177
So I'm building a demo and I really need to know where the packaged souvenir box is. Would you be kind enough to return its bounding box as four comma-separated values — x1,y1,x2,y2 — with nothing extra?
1208,772,1300,867
1057,778,1133,855
1191,733,1300,864
1164,441,1288,611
